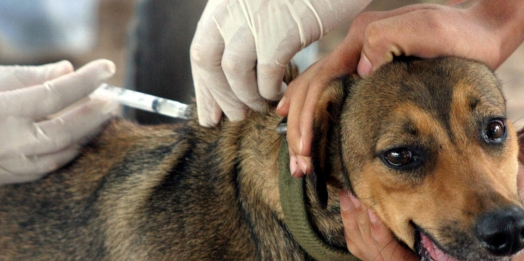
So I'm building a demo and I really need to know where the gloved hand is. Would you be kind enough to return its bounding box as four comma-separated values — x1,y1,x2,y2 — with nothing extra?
190,0,372,126
0,59,119,184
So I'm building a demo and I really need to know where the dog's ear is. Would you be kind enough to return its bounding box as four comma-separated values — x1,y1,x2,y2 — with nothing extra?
310,77,350,209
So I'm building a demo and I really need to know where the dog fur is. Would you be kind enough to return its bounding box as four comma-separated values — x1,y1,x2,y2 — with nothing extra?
1,57,523,260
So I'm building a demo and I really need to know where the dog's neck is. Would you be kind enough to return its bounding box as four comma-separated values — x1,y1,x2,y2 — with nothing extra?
232,110,349,257
278,139,354,260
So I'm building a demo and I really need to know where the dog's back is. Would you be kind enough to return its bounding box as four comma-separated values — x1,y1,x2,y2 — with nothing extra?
0,112,317,260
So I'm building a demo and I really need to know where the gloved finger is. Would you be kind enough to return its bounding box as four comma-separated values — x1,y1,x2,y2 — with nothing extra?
254,0,310,101
0,98,118,158
0,145,79,184
208,81,248,122
257,63,288,101
29,98,118,156
222,28,266,112
193,61,248,124
193,74,223,127
0,59,115,119
256,25,293,102
191,11,246,125
0,61,74,91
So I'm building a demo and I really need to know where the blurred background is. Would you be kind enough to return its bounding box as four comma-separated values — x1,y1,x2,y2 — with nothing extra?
0,0,523,127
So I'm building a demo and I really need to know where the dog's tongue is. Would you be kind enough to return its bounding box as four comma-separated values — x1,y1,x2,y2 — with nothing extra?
421,233,460,261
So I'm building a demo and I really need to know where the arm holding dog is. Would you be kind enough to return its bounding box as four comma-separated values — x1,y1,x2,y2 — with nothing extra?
277,0,524,178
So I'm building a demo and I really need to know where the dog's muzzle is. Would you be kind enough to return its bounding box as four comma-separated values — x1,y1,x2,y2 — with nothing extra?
416,205,524,261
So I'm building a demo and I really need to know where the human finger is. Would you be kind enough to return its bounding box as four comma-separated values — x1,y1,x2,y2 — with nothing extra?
279,31,362,175
0,98,118,158
191,14,247,125
222,27,266,112
356,4,505,77
0,60,73,91
340,191,418,261
0,59,115,119
279,63,315,175
357,5,455,77
340,190,370,259
368,210,419,261
0,146,78,184
347,193,379,257
256,63,288,101
288,146,306,178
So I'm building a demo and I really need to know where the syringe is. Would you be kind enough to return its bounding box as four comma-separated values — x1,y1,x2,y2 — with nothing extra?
91,83,191,119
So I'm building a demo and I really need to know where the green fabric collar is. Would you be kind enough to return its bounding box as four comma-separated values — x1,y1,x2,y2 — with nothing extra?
278,139,358,261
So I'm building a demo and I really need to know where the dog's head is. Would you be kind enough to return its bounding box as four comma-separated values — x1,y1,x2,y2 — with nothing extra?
311,57,524,260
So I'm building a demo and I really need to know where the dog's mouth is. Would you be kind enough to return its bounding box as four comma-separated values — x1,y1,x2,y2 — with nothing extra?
413,225,516,261
415,229,459,261
413,223,462,261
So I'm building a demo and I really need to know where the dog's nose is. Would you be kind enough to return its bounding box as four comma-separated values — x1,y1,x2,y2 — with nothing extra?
475,205,524,256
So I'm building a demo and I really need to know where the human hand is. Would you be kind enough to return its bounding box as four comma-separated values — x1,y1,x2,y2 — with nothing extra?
190,0,371,126
277,1,524,177
339,191,419,261
0,60,119,184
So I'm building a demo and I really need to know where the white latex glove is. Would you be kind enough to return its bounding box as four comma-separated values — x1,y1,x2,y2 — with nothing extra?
0,59,119,184
191,0,371,126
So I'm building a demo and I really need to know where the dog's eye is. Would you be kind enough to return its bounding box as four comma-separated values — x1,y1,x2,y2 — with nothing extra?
380,147,424,171
483,119,506,143
383,148,414,167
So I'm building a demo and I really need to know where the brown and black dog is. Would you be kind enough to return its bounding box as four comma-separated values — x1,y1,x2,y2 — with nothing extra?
1,57,524,261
